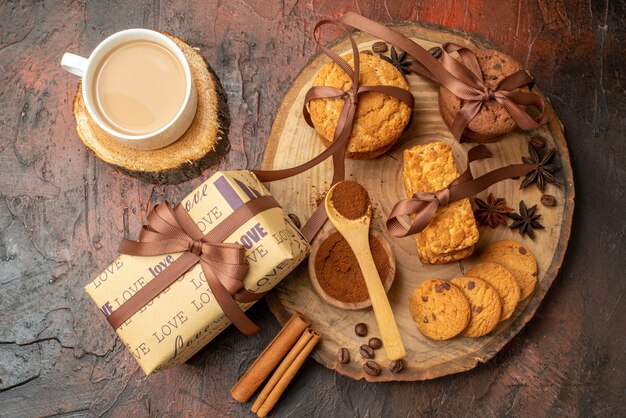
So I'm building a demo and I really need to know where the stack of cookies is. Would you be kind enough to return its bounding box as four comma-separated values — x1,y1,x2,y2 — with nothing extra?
402,142,479,264
438,49,530,142
409,240,538,339
309,53,412,159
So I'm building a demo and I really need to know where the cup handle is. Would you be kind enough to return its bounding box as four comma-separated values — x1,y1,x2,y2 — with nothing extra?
61,53,88,77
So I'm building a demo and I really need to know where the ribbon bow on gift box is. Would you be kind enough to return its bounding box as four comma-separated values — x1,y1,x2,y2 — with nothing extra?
106,195,281,335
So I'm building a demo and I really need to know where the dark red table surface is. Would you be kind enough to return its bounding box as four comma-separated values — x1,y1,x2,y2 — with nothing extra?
0,1,624,417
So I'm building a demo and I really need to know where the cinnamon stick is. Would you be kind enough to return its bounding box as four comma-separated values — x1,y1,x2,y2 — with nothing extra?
251,329,314,413
231,313,308,403
254,329,321,417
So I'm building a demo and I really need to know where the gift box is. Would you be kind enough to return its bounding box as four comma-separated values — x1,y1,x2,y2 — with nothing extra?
85,170,310,374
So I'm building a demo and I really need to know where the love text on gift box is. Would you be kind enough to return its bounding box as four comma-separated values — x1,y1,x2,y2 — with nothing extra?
86,171,309,374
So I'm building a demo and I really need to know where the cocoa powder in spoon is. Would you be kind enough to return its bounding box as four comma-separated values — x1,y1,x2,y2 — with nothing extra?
330,181,370,219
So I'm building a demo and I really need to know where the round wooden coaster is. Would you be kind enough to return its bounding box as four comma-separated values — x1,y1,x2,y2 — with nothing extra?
73,34,230,184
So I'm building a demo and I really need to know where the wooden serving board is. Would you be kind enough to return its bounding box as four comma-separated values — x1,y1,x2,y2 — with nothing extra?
263,23,574,382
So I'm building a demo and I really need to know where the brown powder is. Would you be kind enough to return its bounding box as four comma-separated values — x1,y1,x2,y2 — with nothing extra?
314,232,392,304
330,181,370,220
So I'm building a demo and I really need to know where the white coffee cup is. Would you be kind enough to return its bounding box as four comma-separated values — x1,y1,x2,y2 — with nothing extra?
61,29,197,150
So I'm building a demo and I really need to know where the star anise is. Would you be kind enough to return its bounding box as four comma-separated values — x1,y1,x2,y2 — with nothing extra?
507,200,544,239
474,193,513,228
380,46,412,75
520,142,560,191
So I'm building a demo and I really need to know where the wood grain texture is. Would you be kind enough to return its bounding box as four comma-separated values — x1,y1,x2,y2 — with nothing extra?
262,26,574,382
0,1,624,417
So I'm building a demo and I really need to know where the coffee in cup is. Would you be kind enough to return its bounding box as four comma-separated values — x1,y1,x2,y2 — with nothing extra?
62,29,197,150
92,40,187,136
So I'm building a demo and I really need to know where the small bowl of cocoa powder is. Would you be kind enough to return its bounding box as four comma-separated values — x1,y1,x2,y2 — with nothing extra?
308,229,396,310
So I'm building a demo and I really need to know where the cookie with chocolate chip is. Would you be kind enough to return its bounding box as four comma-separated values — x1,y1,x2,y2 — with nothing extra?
479,240,538,300
465,262,521,321
451,277,502,337
410,279,470,340
438,48,530,142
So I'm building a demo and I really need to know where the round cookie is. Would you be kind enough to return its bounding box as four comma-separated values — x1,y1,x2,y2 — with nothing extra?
438,98,496,143
479,240,538,300
409,279,470,340
465,262,521,321
451,277,502,338
309,53,412,159
438,48,530,142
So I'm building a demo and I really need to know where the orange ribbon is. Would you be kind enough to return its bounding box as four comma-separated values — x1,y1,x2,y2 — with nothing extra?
106,195,280,335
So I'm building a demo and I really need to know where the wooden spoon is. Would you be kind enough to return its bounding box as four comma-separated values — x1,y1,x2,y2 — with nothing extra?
325,182,406,361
